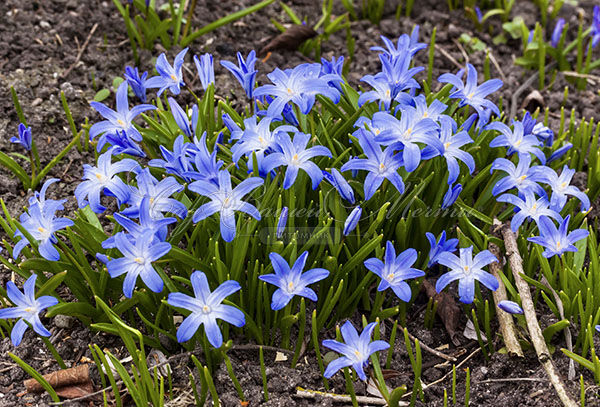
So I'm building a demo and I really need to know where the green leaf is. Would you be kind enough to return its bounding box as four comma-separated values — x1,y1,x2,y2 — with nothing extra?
9,353,60,402
543,319,570,343
93,89,111,102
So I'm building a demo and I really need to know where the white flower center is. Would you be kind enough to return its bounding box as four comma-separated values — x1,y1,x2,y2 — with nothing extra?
170,74,178,81
134,257,145,264
202,305,212,314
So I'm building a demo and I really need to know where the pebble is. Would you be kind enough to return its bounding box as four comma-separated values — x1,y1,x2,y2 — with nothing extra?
31,97,43,107
54,315,74,329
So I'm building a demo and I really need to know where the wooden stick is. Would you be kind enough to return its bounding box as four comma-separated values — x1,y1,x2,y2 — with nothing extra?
295,387,406,405
61,23,98,79
500,224,578,407
434,44,462,70
489,221,524,357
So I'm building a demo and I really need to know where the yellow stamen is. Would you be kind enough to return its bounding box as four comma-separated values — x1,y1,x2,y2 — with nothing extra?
467,92,475,99
95,173,103,180
288,281,294,291
423,112,428,118
117,119,126,127
170,74,177,81
379,163,385,171
134,257,144,264
24,307,34,313
202,305,211,313
287,87,293,95
561,181,567,189
515,139,522,147
37,227,46,233
444,142,451,149
387,273,395,280
518,175,527,182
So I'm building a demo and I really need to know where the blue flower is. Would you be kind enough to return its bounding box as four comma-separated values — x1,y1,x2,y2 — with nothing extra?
276,207,288,239
124,66,149,103
259,251,329,310
148,135,194,180
497,192,562,232
323,168,355,204
442,183,462,209
167,270,245,347
230,115,297,175
358,75,395,110
370,27,426,58
411,94,447,122
436,116,475,184
223,113,245,141
13,181,74,261
262,132,331,190
364,241,424,301
343,206,362,236
475,6,483,23
539,165,590,212
371,109,442,172
11,123,32,151
523,114,553,146
106,231,171,298
323,321,390,381
185,132,224,186
168,97,198,138
487,121,546,164
498,300,523,315
146,48,188,96
0,275,58,346
189,169,263,242
426,231,459,267
103,196,176,249
592,6,600,48
89,81,156,150
194,53,215,91
547,142,573,163
28,178,63,210
253,63,340,117
435,246,499,304
74,149,140,213
319,56,345,91
551,18,566,47
490,155,548,197
438,64,502,128
341,130,405,200
121,168,188,219
527,215,588,258
375,53,424,97
221,50,258,99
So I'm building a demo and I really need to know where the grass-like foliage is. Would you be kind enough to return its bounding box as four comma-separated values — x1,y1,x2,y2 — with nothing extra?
0,21,599,406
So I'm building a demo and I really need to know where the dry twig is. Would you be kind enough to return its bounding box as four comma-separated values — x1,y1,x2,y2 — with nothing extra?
501,223,577,407
489,221,523,357
61,23,98,79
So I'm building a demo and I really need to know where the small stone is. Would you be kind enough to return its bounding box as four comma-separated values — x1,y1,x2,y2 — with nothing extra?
54,315,74,329
31,98,43,107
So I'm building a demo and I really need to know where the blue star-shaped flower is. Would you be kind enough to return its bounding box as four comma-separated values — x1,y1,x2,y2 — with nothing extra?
527,215,589,258
262,132,331,190
435,246,499,304
146,48,188,96
168,270,245,347
259,251,329,310
189,169,263,242
323,321,390,381
0,275,58,346
364,241,425,301
438,64,502,128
